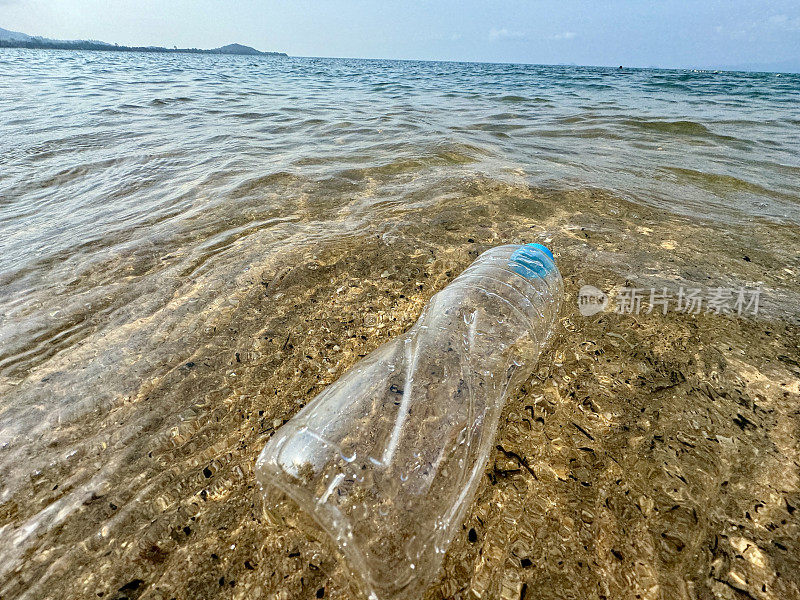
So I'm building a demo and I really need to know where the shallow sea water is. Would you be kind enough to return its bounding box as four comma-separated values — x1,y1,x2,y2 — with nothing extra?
0,50,799,599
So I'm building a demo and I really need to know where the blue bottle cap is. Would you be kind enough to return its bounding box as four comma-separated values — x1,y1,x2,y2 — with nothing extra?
509,243,556,279
525,243,554,262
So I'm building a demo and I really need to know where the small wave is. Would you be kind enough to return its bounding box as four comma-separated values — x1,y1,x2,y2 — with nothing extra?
0,313,94,378
660,166,786,199
486,112,524,120
644,81,693,92
338,142,491,180
228,172,302,199
498,95,529,102
33,160,118,189
623,119,713,136
535,127,627,140
371,82,414,92
94,108,124,116
571,83,614,90
148,97,193,106
228,111,272,120
460,122,527,133
555,114,599,124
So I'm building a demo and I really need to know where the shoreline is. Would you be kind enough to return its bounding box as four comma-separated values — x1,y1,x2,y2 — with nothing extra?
0,40,287,57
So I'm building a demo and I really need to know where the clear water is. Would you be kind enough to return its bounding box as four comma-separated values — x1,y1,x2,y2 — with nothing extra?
2,52,799,381
0,49,799,599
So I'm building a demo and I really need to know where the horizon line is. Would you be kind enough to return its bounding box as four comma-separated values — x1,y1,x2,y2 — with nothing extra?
2,25,798,74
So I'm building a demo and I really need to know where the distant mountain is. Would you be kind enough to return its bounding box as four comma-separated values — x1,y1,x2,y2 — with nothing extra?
0,27,32,42
0,26,113,47
215,43,264,56
0,26,287,57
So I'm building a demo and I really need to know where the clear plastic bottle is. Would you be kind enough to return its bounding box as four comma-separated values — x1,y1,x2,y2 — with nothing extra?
256,243,562,599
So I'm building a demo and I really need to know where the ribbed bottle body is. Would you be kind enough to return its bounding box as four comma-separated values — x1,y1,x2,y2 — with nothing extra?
256,244,562,599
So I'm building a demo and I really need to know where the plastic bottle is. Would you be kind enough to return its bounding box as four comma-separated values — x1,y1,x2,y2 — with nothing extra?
256,243,562,599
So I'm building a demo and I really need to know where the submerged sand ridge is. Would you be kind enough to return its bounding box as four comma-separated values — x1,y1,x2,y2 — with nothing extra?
0,180,798,599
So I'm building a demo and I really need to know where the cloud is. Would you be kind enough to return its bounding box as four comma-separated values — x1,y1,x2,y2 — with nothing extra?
767,14,800,32
552,31,577,40
488,28,526,40
715,13,800,40
431,32,463,42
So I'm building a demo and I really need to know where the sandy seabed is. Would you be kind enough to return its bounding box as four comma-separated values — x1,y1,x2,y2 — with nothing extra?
2,181,799,600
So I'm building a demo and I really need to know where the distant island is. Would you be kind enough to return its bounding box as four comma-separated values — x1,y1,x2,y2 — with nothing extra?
0,27,287,57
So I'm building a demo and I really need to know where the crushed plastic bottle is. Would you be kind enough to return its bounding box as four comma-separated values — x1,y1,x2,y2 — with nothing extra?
256,243,562,599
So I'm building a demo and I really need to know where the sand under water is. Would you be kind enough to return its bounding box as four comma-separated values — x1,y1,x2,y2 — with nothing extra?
1,181,798,600
0,51,799,600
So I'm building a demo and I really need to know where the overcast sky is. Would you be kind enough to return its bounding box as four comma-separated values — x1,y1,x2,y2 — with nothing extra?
2,0,800,69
